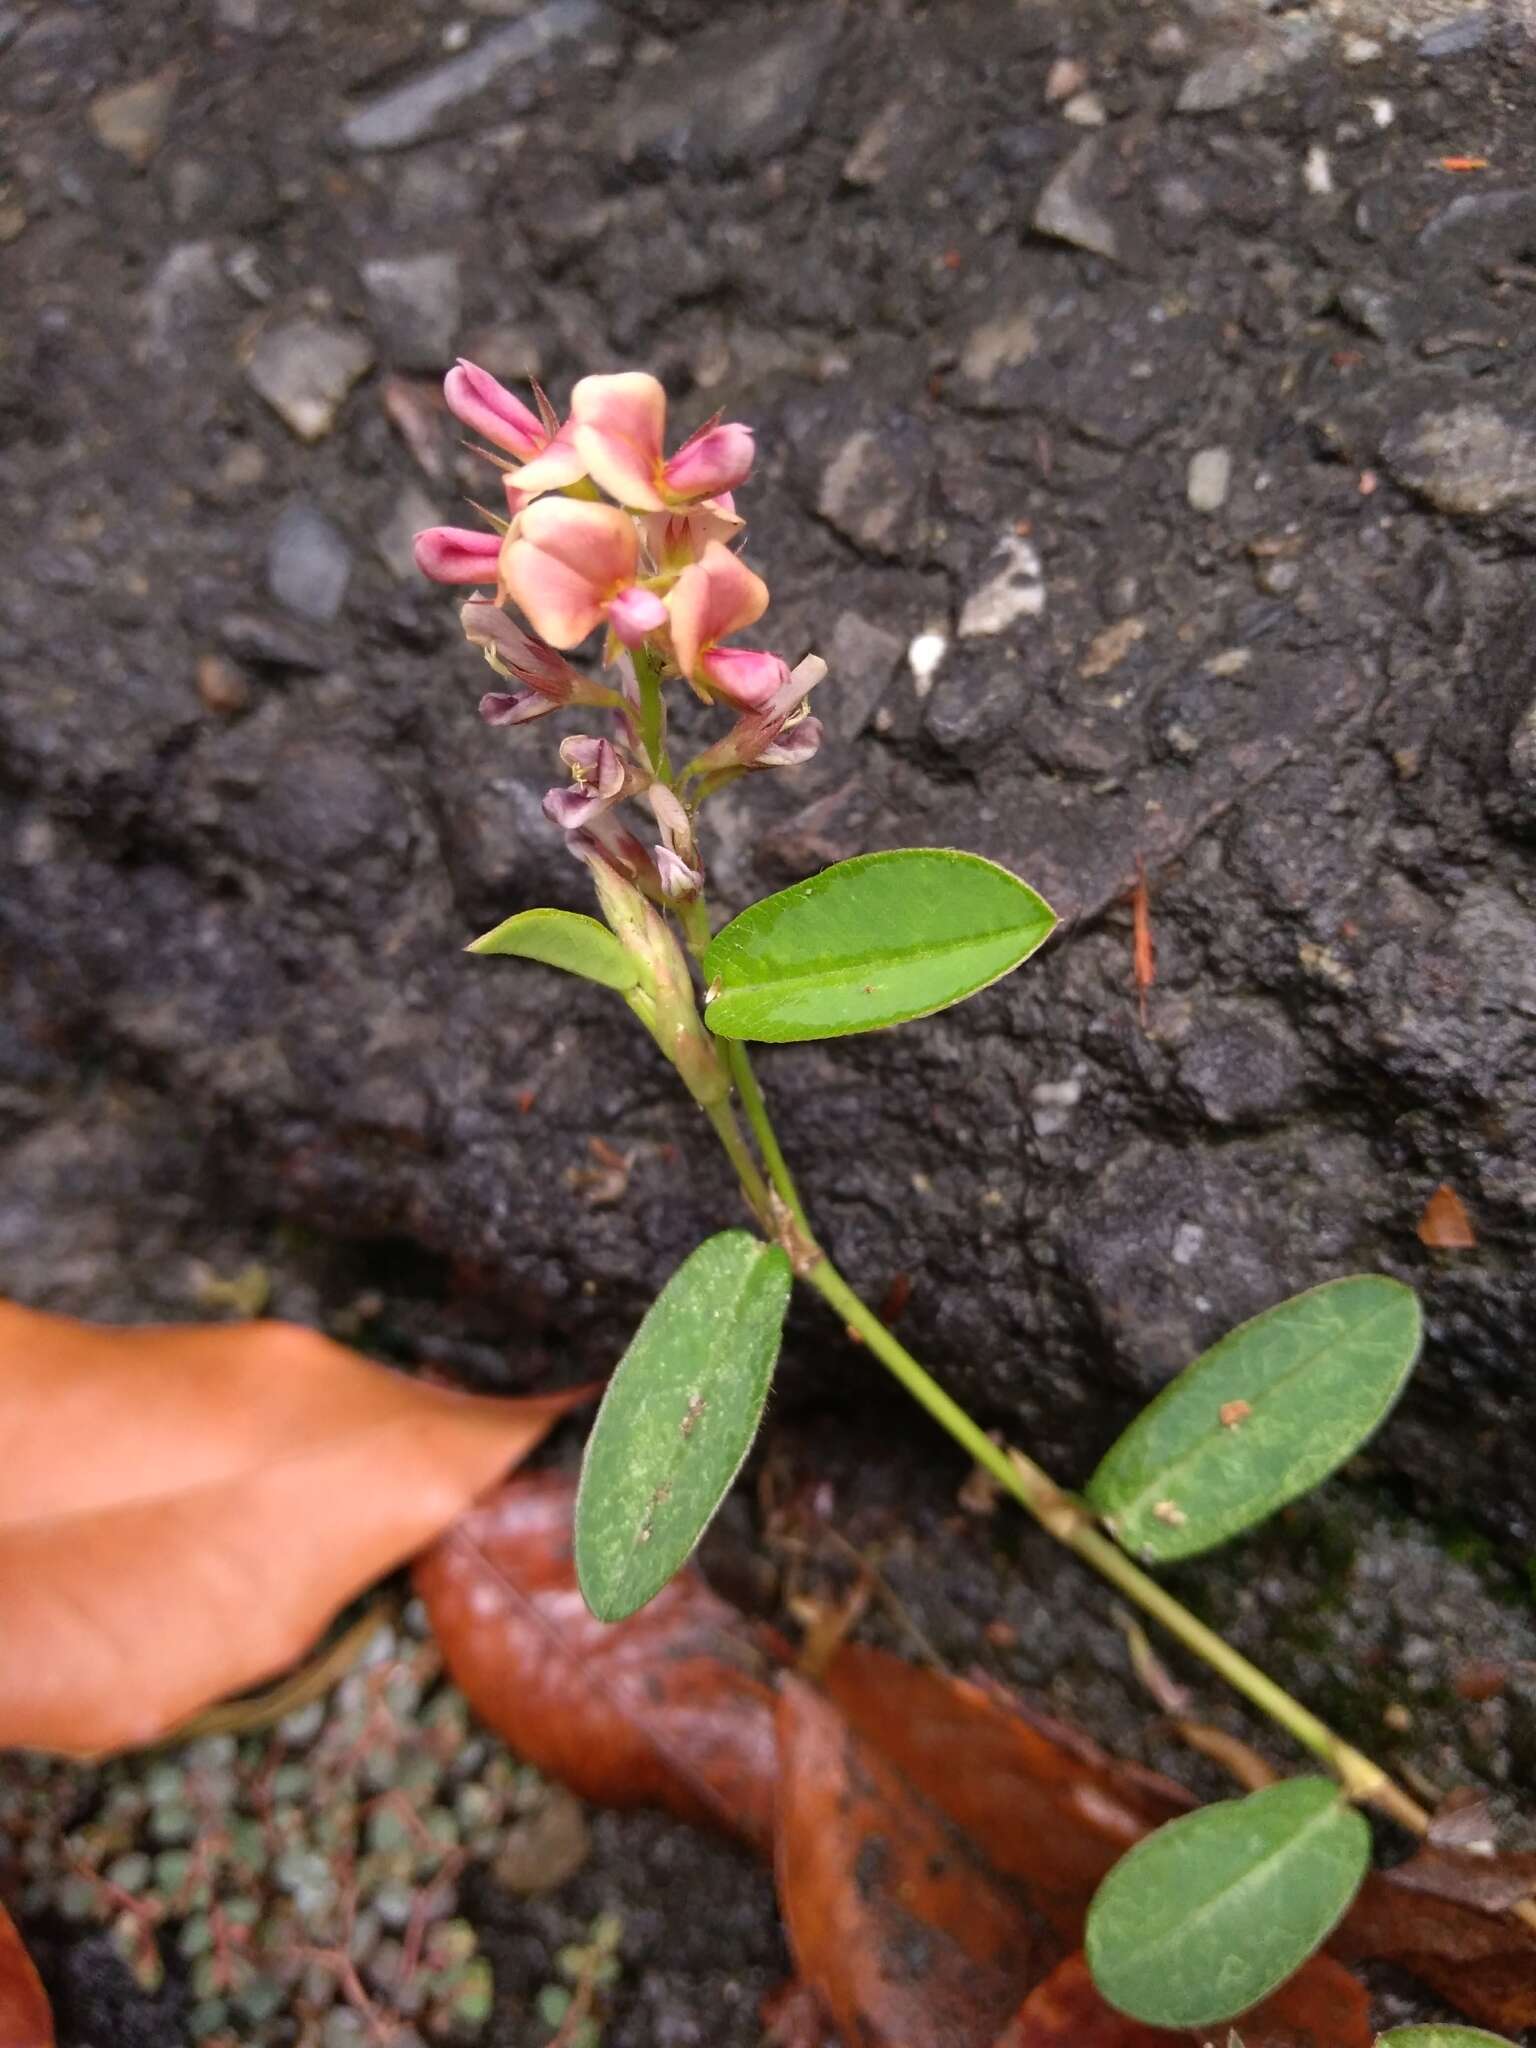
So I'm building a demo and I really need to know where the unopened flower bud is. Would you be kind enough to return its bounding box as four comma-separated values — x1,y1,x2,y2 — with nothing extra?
444,361,547,462
414,526,502,584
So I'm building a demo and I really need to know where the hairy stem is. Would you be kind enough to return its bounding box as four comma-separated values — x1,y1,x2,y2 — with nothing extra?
701,1094,775,1229
722,1042,813,1240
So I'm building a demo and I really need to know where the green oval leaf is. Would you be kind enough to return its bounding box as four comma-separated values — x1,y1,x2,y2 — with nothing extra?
701,848,1056,1042
1085,1276,1422,1563
1377,2032,1518,2046
575,1231,791,1622
1085,1778,1371,2029
467,907,639,993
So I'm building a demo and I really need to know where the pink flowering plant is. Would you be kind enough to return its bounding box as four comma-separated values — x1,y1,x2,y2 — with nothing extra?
414,365,1528,2031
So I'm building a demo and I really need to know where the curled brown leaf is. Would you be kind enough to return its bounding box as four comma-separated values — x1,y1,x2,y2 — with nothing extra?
415,1472,784,1854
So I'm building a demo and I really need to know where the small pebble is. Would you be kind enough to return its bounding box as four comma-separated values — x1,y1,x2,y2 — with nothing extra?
1043,56,1088,104
1186,446,1232,514
1342,34,1382,64
1061,90,1106,128
196,652,250,715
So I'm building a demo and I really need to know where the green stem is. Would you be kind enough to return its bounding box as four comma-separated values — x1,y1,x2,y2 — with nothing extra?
701,1095,775,1227
723,1042,812,1239
805,1258,1427,1832
632,644,670,781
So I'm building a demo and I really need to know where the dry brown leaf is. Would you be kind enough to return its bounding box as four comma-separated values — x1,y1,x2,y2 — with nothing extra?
0,1901,53,2048
775,1677,1057,2048
994,1950,1370,2048
1417,1182,1477,1249
823,1647,1192,1940
0,1299,589,1756
415,1472,784,1854
1339,1858,1536,2028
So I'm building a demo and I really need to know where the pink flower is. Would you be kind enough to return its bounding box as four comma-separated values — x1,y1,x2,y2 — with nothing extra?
687,655,827,779
570,373,754,512
665,542,784,708
413,526,502,585
446,359,586,499
502,499,668,651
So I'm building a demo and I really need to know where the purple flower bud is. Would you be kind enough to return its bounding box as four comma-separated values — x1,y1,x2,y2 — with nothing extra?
479,690,557,726
758,715,824,768
654,845,704,901
461,600,580,701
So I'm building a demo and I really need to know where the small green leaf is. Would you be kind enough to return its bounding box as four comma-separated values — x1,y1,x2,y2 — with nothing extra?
1086,1276,1422,1563
1377,2032,1518,2047
468,908,639,993
701,848,1056,1042
575,1231,791,1622
1085,1778,1371,2029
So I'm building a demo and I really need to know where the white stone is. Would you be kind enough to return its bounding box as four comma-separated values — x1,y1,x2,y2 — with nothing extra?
907,631,948,698
1303,144,1334,195
1369,96,1396,128
958,535,1046,638
1186,446,1233,514
1171,1222,1205,1266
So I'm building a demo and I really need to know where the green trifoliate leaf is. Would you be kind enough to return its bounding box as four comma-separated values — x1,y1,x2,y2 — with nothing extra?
1086,1276,1422,1564
701,848,1056,1042
1085,1778,1371,2029
1377,2031,1519,2046
467,908,640,993
1377,2032,1519,2046
575,1232,791,1622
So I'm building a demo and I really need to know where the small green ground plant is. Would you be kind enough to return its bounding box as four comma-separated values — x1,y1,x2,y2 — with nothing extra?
414,362,1533,2030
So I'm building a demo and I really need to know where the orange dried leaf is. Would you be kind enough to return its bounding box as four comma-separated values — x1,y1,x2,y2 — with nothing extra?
1417,1182,1477,1249
415,1472,784,1854
995,1949,1370,2048
1439,155,1489,170
0,1298,589,1756
775,1678,1056,2048
823,1647,1191,1940
0,1899,54,2048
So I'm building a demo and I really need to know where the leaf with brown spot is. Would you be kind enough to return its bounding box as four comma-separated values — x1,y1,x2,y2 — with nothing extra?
415,1472,783,1854
994,1950,1370,2048
0,1300,590,1756
823,1647,1192,1939
0,1902,53,2048
1417,1183,1476,1249
775,1677,1059,2048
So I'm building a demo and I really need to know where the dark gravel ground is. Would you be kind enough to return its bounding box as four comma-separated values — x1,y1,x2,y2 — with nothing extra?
4,0,1536,2040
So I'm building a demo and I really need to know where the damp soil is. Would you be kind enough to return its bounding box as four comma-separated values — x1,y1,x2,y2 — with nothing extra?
4,0,1536,2041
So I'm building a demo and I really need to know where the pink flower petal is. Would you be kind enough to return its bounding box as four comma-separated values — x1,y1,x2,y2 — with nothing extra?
604,584,669,648
444,361,546,461
666,541,769,678
699,646,789,711
506,419,588,497
571,371,668,509
413,525,502,584
503,499,639,648
663,421,755,503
